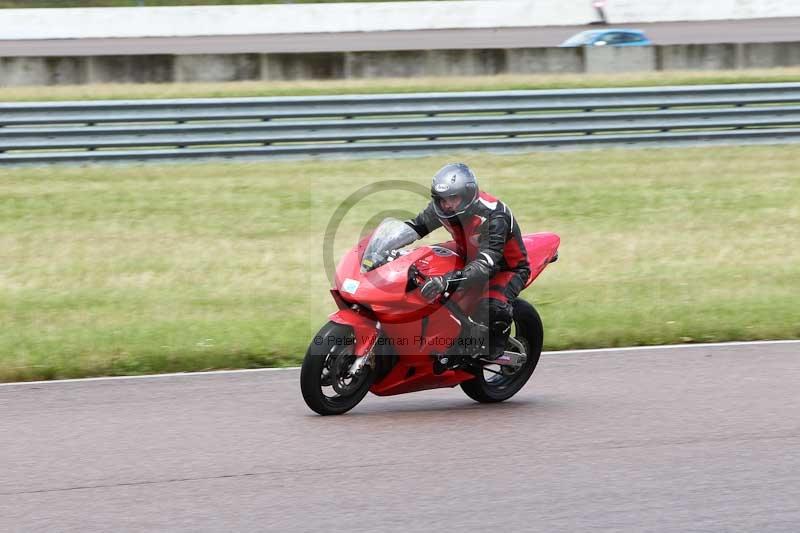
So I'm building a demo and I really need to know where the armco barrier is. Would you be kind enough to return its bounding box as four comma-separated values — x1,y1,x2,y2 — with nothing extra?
2,83,800,164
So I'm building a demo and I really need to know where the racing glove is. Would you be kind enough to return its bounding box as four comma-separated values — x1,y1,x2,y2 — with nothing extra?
420,271,466,301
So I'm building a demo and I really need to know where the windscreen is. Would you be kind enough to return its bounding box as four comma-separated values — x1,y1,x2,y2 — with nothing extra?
561,31,601,46
360,218,419,273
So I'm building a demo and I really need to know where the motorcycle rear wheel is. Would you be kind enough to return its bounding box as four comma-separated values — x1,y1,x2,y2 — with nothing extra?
460,299,543,403
301,321,373,416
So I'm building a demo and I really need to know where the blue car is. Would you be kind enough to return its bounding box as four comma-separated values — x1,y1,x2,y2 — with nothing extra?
559,29,652,47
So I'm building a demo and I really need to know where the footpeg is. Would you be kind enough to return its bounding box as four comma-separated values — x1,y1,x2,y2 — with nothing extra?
432,353,451,375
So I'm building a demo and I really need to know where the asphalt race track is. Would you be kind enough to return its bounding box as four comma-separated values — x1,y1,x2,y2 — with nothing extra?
2,17,798,57
1,341,798,532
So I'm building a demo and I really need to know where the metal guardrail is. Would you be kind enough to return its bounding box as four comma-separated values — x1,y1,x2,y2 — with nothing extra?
2,83,800,164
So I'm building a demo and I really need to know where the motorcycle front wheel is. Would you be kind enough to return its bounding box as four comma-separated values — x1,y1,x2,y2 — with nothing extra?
300,321,373,416
460,298,543,404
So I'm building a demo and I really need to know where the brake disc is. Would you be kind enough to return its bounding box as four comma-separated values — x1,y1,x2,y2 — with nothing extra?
330,354,368,395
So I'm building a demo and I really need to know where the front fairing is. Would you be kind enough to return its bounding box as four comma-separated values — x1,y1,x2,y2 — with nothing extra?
333,237,464,322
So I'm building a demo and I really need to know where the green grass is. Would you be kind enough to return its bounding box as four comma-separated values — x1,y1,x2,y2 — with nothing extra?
2,69,800,102
1,145,799,382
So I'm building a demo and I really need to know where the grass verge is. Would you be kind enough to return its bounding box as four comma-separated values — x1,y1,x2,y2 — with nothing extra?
1,144,799,382
2,69,800,102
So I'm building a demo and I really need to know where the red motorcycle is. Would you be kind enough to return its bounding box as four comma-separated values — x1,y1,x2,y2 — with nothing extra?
301,218,560,415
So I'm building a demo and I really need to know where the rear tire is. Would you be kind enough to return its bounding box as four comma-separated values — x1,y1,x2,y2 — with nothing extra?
301,321,373,416
460,299,543,404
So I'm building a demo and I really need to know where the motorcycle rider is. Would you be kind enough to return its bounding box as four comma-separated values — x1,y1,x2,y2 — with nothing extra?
404,163,531,361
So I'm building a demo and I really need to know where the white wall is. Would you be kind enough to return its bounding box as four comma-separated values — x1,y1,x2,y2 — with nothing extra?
1,0,798,41
0,1,591,40
606,0,800,23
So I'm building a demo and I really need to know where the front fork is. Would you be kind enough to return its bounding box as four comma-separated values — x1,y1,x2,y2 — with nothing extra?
347,349,376,378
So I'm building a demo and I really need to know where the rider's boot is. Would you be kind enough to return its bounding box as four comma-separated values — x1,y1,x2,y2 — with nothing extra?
473,318,511,362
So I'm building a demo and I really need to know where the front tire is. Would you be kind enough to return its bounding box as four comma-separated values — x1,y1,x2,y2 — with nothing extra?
460,299,543,403
301,321,373,416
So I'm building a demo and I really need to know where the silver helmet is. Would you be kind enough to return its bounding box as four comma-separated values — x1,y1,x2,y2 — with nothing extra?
430,163,480,219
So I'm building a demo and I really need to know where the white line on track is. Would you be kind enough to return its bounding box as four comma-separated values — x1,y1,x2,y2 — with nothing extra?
1,339,797,388
542,339,800,355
